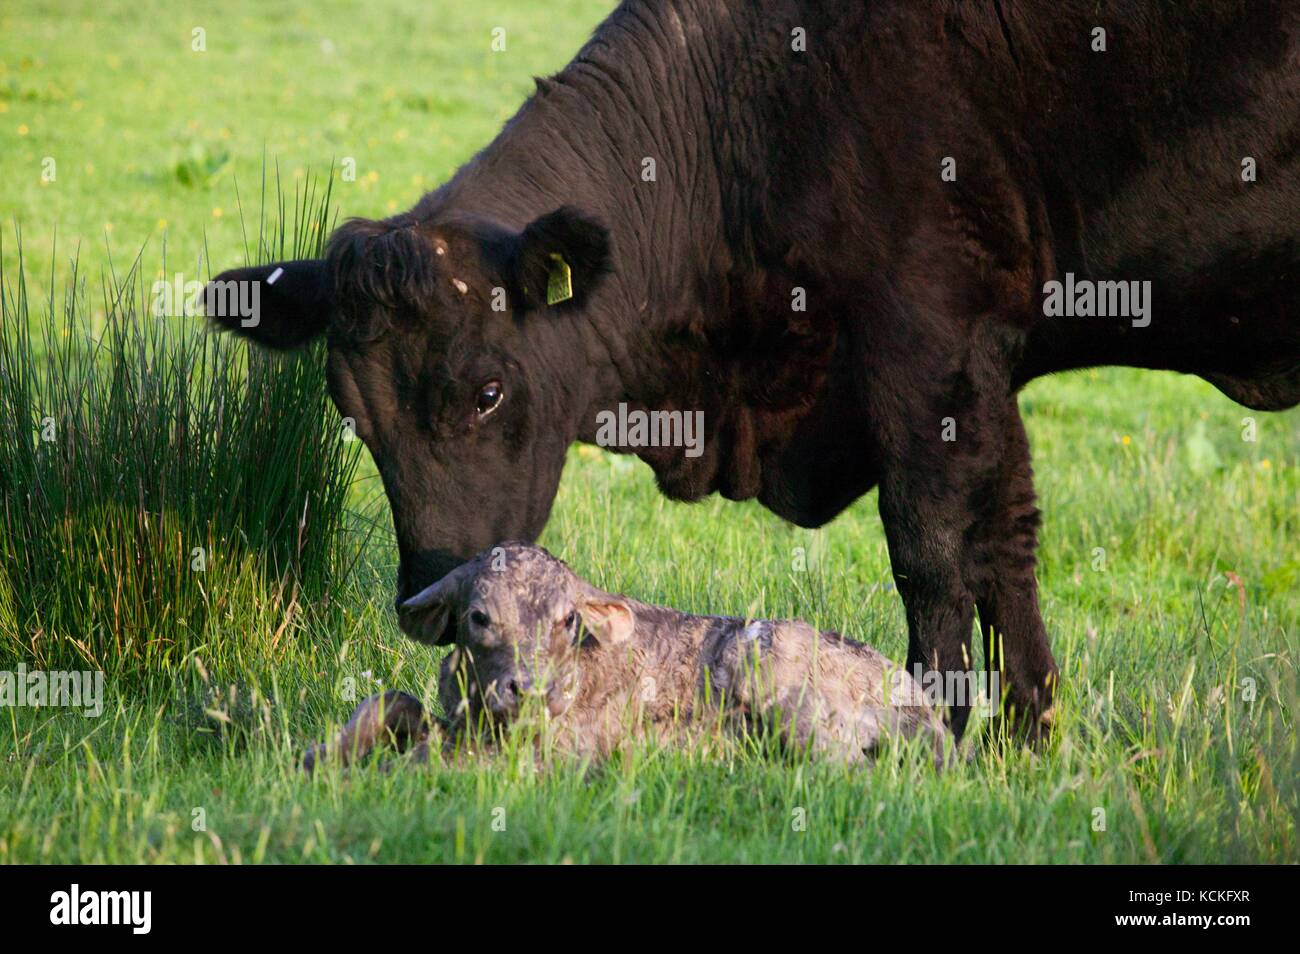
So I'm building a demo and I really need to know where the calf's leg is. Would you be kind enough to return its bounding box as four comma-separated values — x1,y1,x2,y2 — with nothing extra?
302,690,431,773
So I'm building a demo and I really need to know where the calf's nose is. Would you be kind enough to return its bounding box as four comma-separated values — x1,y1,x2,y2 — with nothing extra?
490,675,539,713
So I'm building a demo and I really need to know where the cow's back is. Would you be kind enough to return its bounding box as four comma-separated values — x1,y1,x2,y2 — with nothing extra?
765,0,1300,404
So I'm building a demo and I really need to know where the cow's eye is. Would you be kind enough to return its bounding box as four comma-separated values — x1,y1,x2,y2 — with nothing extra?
470,609,490,629
475,381,503,418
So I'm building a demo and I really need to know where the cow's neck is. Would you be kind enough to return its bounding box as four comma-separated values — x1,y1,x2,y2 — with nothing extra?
439,6,735,323
431,2,836,506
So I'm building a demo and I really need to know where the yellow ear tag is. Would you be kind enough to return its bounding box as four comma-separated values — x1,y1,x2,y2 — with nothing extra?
546,253,573,306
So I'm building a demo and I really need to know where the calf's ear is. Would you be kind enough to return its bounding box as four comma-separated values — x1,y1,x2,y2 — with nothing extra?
578,587,635,646
513,206,611,312
204,259,331,350
398,561,478,647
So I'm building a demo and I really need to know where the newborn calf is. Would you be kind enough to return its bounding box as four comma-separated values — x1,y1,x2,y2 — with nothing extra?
305,543,950,770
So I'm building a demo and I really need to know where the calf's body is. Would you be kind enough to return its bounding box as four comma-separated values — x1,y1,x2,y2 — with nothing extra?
305,544,948,770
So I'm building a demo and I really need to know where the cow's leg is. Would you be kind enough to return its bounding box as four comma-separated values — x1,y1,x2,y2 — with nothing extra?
968,398,1058,738
867,311,1043,738
873,348,1058,741
873,407,983,740
302,690,431,773
876,481,978,739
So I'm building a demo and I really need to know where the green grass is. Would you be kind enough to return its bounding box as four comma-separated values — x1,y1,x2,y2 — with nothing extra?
0,174,359,680
0,0,1297,863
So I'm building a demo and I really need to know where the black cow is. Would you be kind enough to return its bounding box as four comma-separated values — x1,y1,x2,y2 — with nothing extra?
207,0,1300,739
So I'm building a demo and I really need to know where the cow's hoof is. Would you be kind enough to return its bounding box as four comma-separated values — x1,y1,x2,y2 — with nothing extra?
1007,704,1055,747
980,700,1055,749
1030,705,1055,745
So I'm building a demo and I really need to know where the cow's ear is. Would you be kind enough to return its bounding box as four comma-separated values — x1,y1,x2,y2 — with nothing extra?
204,259,331,350
513,207,611,312
397,561,478,647
578,587,635,646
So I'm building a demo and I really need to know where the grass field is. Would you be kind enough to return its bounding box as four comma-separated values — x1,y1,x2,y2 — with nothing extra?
1,0,1297,863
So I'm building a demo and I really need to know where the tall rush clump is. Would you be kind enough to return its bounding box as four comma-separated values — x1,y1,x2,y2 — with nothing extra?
0,172,361,681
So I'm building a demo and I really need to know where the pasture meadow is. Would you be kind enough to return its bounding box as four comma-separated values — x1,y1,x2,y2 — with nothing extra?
0,0,1295,863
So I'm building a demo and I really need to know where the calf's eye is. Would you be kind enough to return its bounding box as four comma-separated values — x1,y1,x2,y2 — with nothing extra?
475,381,503,418
470,610,490,628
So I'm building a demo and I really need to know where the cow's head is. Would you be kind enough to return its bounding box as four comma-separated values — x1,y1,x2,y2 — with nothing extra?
205,208,612,630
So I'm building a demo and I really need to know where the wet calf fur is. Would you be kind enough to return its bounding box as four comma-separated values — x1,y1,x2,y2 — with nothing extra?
305,544,949,769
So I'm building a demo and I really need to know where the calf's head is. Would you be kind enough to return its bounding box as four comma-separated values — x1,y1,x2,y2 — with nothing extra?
398,544,634,721
205,207,612,621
